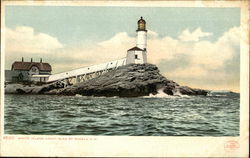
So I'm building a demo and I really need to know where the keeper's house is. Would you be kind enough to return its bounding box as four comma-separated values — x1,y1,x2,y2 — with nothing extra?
5,57,52,83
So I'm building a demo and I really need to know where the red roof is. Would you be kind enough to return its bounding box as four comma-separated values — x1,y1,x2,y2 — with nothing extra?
11,61,52,71
127,46,144,51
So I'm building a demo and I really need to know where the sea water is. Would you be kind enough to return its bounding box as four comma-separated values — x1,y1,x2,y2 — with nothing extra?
4,92,239,136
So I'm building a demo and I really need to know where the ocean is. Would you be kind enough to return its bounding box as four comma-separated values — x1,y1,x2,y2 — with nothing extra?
4,91,240,136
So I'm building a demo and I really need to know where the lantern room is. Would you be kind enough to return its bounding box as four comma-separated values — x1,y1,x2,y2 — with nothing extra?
137,17,147,31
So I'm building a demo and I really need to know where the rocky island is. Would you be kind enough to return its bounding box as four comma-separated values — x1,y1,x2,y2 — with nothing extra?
5,64,209,97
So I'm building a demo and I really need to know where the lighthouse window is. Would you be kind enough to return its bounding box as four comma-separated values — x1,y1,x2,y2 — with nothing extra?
139,23,145,30
135,55,138,59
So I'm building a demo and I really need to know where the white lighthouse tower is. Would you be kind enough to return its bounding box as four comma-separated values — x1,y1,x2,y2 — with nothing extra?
136,16,147,50
126,17,147,64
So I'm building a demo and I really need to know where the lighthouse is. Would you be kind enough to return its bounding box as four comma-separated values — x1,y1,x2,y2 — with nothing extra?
136,16,147,50
25,17,149,83
126,17,147,64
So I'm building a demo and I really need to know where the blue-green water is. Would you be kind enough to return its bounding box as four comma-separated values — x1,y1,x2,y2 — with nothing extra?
4,93,239,136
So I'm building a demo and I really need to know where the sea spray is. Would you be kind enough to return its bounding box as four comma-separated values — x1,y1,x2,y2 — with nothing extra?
144,89,188,98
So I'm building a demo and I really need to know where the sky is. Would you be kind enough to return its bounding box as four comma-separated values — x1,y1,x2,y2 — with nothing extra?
4,6,240,92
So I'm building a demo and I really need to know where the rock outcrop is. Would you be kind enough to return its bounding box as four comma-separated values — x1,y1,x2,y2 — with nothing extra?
5,64,208,97
5,81,66,95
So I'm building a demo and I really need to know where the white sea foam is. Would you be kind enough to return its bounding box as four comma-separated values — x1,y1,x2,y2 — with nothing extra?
207,94,227,97
75,94,83,97
214,95,227,97
75,90,191,98
75,94,118,98
173,89,191,98
144,89,190,98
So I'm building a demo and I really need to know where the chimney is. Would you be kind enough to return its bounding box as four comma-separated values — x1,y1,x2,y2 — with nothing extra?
31,58,33,62
22,57,24,62
40,58,42,63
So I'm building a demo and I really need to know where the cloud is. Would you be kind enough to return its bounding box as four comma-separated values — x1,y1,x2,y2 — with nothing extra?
147,27,239,91
190,27,240,69
147,30,159,39
6,26,63,54
99,32,134,47
5,26,240,91
178,27,213,42
58,32,134,66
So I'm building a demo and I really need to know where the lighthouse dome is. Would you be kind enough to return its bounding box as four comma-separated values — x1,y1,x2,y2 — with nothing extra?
137,17,147,31
138,16,146,24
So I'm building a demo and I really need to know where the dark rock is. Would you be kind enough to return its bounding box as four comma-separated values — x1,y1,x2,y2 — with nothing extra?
57,64,163,97
5,64,209,97
163,87,174,95
58,64,208,97
5,84,39,94
5,81,67,95
193,88,209,95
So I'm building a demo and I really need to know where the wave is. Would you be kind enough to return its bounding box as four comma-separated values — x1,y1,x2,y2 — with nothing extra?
173,89,190,98
207,90,238,97
75,94,118,98
75,94,83,97
210,94,227,97
75,90,191,99
143,89,190,98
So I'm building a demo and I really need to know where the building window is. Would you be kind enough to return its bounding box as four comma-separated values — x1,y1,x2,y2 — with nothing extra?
135,55,138,59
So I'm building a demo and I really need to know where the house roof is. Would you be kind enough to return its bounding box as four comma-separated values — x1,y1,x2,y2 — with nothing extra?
11,61,52,71
127,46,144,51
